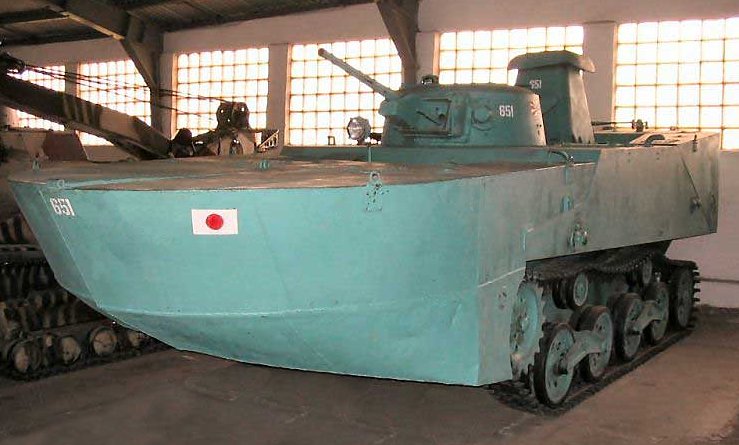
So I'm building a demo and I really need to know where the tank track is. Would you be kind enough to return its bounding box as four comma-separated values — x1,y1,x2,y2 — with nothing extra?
492,243,699,414
1,241,165,380
0,213,35,245
489,327,692,415
1,322,168,381
524,242,670,282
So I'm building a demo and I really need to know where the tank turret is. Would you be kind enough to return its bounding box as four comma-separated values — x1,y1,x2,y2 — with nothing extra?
318,49,546,148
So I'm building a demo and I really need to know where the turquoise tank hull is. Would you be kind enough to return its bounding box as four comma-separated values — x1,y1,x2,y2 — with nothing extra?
9,133,719,385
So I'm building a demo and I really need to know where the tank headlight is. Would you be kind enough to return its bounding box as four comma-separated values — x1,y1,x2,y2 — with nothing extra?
346,116,371,143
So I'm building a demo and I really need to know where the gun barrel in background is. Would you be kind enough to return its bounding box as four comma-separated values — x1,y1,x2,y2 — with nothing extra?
317,48,397,100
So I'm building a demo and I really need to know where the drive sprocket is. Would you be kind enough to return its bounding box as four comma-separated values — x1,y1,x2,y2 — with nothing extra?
510,281,545,379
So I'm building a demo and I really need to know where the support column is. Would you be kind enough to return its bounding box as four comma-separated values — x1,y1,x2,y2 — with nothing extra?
40,0,165,131
416,31,438,80
64,62,78,131
159,52,175,138
377,0,419,86
266,43,289,148
583,21,617,122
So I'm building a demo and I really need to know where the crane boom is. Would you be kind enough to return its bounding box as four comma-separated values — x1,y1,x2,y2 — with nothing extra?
0,52,280,160
0,54,169,160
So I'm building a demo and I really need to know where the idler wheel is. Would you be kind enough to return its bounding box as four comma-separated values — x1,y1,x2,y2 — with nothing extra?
89,326,118,357
533,323,575,407
614,294,643,362
669,268,695,329
9,340,42,374
578,306,614,382
55,335,82,365
554,273,589,310
644,282,669,345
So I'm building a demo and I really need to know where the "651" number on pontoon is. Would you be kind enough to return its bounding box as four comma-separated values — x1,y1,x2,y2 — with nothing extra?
49,198,76,216
498,105,514,118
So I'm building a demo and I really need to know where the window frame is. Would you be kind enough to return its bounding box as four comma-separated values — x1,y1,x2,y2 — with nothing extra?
78,59,151,145
613,17,739,149
174,47,270,137
438,26,585,86
13,66,66,131
287,38,402,146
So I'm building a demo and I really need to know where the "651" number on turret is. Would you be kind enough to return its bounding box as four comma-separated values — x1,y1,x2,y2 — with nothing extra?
49,198,76,217
498,105,514,118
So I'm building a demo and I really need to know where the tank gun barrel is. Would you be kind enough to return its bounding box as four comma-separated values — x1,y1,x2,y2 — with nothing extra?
318,48,397,100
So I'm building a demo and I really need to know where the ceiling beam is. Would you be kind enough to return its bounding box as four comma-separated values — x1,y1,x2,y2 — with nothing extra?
164,0,373,32
2,30,105,47
39,0,165,131
114,0,179,10
376,0,419,85
0,8,64,27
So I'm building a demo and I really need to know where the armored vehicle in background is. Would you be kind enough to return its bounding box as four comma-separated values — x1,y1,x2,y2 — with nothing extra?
7,49,715,406
0,128,157,377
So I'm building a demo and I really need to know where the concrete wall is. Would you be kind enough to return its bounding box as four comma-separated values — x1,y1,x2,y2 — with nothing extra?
6,0,739,306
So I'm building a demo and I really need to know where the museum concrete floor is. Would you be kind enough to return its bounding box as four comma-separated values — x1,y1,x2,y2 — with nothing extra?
0,308,737,445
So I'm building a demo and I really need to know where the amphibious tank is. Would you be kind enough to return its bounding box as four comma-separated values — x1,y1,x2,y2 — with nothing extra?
7,49,716,406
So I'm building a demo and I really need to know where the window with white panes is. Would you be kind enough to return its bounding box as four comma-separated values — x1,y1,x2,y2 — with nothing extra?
12,66,65,131
79,60,151,145
175,48,269,136
288,38,402,146
615,18,739,149
438,26,584,85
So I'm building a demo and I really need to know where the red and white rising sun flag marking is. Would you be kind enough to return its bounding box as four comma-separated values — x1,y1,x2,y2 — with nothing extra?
191,209,238,235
